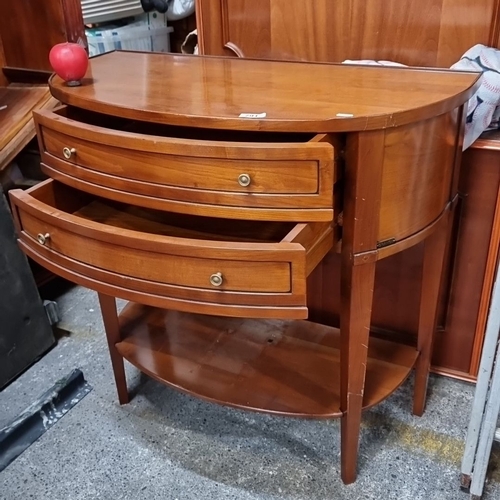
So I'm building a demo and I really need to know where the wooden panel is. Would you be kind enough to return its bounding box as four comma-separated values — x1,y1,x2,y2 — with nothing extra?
378,112,458,242
0,0,85,73
0,95,58,173
344,130,385,254
437,0,498,67
60,0,87,45
268,1,334,62
197,0,500,67
307,247,423,338
0,87,50,151
433,141,500,373
328,0,443,67
220,0,271,57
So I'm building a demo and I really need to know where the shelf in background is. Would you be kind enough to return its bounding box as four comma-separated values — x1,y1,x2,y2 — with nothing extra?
116,303,419,418
0,86,56,172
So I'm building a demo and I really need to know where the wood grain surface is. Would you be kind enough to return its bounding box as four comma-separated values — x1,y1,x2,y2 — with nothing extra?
9,179,333,317
34,106,336,221
196,0,500,68
0,0,85,73
114,303,418,417
0,87,50,152
48,51,480,133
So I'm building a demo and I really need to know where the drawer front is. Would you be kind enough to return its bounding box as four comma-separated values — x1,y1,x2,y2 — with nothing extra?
34,109,335,221
19,210,292,293
10,181,333,319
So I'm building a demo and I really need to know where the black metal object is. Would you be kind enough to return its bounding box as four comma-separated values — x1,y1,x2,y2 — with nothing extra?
0,191,55,389
0,369,92,472
140,0,169,14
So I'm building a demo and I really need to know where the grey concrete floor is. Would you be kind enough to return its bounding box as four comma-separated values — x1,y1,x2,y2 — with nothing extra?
1,284,500,500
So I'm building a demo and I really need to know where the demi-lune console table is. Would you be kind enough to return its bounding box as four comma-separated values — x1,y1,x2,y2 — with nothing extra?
8,51,479,483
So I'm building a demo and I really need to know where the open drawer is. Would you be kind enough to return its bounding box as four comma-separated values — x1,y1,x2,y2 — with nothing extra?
10,179,334,319
33,106,337,222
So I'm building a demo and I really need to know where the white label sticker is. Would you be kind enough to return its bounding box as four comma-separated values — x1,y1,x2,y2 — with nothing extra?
239,112,267,119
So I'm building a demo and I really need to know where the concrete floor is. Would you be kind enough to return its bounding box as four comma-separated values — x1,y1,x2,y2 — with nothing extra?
1,284,500,500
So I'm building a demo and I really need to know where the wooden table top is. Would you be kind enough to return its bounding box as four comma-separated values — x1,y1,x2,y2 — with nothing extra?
49,51,481,132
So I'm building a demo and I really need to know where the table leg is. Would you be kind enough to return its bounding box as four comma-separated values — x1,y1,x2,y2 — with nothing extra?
98,293,129,405
413,217,448,416
340,258,376,484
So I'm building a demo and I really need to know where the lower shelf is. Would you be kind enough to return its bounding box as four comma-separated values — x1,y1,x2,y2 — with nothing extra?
115,303,419,418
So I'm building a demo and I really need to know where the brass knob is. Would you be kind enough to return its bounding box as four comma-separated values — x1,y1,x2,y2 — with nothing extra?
238,173,251,187
209,272,223,287
62,147,76,159
37,233,50,245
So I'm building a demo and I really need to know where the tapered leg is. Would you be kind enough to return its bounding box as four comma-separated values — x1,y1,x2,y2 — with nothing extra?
340,258,377,484
98,293,129,405
413,217,449,416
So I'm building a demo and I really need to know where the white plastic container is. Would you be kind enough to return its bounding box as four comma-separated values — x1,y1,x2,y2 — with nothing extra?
86,14,173,57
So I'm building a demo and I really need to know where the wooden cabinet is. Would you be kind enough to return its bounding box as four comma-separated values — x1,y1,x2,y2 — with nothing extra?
0,0,85,82
9,50,478,483
439,133,500,376
196,0,500,67
0,0,86,171
196,0,500,380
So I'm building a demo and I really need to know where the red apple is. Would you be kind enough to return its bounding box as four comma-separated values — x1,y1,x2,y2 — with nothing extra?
49,42,88,87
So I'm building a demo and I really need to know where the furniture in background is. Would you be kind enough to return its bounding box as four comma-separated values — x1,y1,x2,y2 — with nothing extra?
0,0,86,172
195,0,500,67
9,50,478,483
0,0,85,387
194,0,500,381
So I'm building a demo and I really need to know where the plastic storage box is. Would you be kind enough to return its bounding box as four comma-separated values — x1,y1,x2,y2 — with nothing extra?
86,14,173,57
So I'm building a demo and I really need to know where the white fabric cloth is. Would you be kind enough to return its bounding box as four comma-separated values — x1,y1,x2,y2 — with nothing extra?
342,59,407,67
343,44,500,149
451,44,500,149
166,0,195,20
